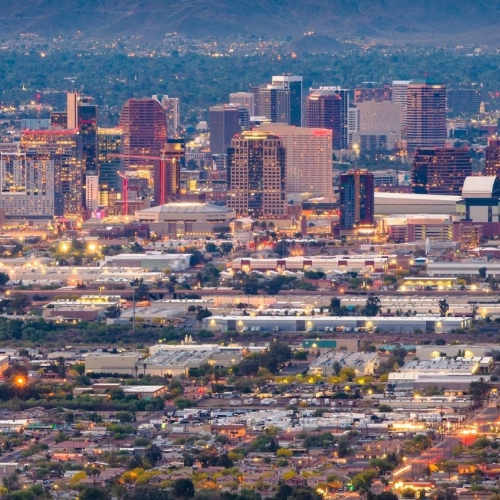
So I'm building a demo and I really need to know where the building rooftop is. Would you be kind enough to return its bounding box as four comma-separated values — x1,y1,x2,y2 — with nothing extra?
137,202,233,214
375,192,461,202
462,176,499,199
310,351,378,369
123,386,166,393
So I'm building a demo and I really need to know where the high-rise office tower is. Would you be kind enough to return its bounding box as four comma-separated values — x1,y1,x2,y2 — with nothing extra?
250,86,260,115
485,139,500,178
339,169,374,230
259,75,303,127
354,83,392,104
265,124,333,197
98,128,122,207
447,89,483,114
306,87,348,150
0,153,55,221
407,79,447,151
230,92,255,116
227,130,286,218
348,107,360,146
78,96,98,176
238,107,250,132
392,80,411,138
153,138,183,206
153,95,180,138
20,130,83,219
50,112,68,129
119,98,168,172
86,175,99,213
67,92,79,129
412,147,471,195
209,105,239,155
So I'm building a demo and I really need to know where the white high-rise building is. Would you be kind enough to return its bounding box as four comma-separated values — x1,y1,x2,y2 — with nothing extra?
86,175,99,213
265,124,333,197
153,95,180,138
392,80,411,138
348,107,360,146
230,92,255,116
0,153,55,219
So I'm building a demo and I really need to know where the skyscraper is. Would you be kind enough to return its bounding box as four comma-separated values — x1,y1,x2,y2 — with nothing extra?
153,139,183,206
306,88,347,150
392,80,411,138
227,130,286,218
78,97,98,181
339,169,374,230
265,124,333,197
86,175,99,213
447,89,483,114
209,105,239,155
230,92,255,116
354,83,392,104
259,75,303,127
412,147,471,195
485,139,500,178
67,92,79,130
406,79,447,151
119,98,167,171
20,130,83,219
0,153,55,221
153,95,180,138
98,128,122,207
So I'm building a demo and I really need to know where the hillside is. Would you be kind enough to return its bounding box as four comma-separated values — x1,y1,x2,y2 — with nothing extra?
4,0,500,45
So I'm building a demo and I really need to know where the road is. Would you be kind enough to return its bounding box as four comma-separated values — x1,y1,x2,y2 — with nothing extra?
4,287,498,301
394,399,500,482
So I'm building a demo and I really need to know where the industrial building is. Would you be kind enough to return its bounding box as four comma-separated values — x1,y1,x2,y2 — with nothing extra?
308,351,379,377
203,315,471,334
143,344,242,377
230,255,389,274
84,352,142,376
101,253,191,271
415,345,493,361
388,357,492,390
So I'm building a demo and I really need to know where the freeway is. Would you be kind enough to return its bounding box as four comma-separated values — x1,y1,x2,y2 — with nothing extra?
393,398,500,482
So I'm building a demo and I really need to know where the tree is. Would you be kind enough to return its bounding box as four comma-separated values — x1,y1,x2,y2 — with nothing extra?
173,478,195,499
469,378,490,408
9,293,31,314
0,272,9,287
220,242,233,254
79,488,111,500
104,304,121,319
196,308,212,321
238,359,260,376
363,294,381,317
369,458,396,475
438,299,449,317
478,266,487,280
145,445,162,466
351,469,378,492
205,242,218,253
337,436,351,458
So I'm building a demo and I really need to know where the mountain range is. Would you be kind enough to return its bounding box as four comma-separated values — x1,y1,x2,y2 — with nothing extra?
5,0,500,45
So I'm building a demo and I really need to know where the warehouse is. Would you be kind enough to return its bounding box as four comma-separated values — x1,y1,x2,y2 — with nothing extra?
375,192,461,216
308,351,379,377
84,352,142,376
202,315,471,334
389,357,493,390
230,255,389,274
102,253,192,271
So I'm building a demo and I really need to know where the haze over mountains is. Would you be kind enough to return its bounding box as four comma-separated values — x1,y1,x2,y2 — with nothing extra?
6,0,500,45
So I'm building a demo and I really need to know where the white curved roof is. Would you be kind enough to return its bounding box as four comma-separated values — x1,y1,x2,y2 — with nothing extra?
462,176,497,199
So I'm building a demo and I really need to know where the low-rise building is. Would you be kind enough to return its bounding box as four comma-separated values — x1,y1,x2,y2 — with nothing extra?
308,351,379,377
203,315,471,334
123,385,168,399
101,253,191,271
135,202,235,238
388,356,493,390
84,352,142,376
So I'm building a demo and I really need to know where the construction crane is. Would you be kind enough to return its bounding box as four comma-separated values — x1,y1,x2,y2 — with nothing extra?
109,152,170,213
